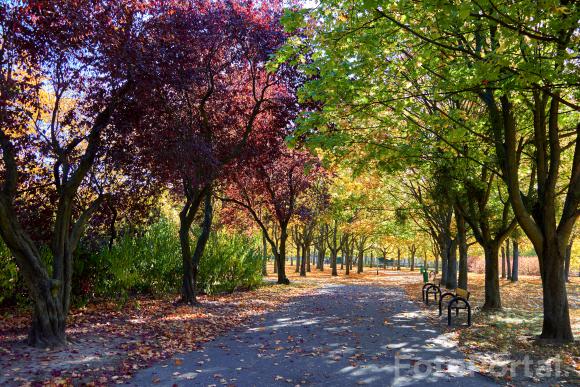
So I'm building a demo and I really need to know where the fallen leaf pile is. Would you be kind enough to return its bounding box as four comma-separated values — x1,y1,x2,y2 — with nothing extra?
0,282,316,386
401,273,580,385
2,264,578,386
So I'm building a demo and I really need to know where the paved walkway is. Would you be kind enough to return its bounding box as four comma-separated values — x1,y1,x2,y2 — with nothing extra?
131,284,496,386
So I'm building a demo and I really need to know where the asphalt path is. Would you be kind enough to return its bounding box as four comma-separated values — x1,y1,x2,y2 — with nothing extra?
131,284,497,386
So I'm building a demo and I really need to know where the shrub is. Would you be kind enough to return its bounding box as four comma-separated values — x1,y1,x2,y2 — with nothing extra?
197,231,263,295
1,218,264,305
94,218,182,298
93,218,263,298
0,241,18,305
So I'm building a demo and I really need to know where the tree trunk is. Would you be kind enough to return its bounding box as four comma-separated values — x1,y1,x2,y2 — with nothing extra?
506,239,511,280
306,247,311,272
179,214,196,305
345,246,351,275
28,287,67,348
538,238,573,341
276,229,290,284
396,248,401,270
300,244,307,276
331,251,338,276
357,248,364,274
456,213,468,289
190,189,214,303
317,247,325,271
262,232,268,276
501,246,506,279
511,239,519,282
178,187,206,305
350,245,354,271
564,240,572,283
482,244,501,310
295,244,300,273
446,239,458,289
440,243,448,287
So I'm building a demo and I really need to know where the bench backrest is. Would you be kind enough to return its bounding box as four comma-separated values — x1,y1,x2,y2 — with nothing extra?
455,288,470,299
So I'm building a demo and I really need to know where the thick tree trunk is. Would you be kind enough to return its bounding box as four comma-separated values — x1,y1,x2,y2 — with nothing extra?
331,251,338,276
357,248,364,274
446,239,458,289
457,213,468,289
306,247,311,272
538,239,573,341
440,243,448,287
0,229,69,348
28,289,66,348
482,244,501,310
511,239,519,282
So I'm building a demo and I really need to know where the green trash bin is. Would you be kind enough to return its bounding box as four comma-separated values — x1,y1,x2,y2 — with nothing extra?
420,266,429,283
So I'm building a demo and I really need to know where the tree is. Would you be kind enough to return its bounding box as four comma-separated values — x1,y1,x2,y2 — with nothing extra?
325,220,344,276
132,0,292,303
282,0,579,341
222,148,322,284
0,0,153,347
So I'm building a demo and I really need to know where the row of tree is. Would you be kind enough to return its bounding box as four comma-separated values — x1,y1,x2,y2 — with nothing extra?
281,0,579,342
0,0,326,348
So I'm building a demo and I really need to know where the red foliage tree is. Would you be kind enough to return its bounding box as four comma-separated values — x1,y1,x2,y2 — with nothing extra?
220,147,323,284
0,0,163,347
129,0,295,303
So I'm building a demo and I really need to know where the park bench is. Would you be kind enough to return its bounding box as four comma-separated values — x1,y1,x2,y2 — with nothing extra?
421,282,441,305
438,288,472,327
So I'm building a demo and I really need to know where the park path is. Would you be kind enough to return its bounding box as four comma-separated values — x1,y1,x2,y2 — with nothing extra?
131,284,496,386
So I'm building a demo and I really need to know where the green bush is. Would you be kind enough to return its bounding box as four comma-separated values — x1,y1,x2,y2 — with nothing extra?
198,231,263,295
0,241,18,305
0,218,264,305
95,218,182,298
94,218,263,298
